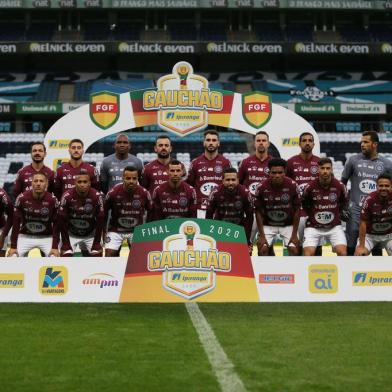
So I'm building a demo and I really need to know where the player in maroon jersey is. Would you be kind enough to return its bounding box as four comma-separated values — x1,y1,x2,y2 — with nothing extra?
8,173,59,257
0,188,13,257
13,142,54,199
255,158,301,256
54,139,100,199
355,173,392,256
104,166,152,256
152,160,197,220
186,130,231,216
58,171,104,257
206,167,253,246
286,132,320,254
302,158,348,256
141,134,186,195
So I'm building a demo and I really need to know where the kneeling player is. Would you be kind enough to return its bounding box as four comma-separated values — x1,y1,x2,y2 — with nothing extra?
58,171,104,257
355,173,392,256
8,173,59,257
104,166,152,257
206,168,253,249
302,158,348,256
255,158,301,256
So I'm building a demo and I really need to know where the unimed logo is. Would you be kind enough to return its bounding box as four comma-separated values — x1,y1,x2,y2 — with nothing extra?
39,266,68,295
308,264,338,294
259,274,295,284
353,272,392,286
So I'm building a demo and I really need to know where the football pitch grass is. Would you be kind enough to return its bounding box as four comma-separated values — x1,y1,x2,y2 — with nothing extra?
1,303,391,392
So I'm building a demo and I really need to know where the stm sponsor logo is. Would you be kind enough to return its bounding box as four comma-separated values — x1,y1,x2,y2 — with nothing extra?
353,272,392,286
294,42,369,54
0,273,24,288
39,266,68,295
282,137,299,147
308,264,338,294
83,273,119,288
259,274,295,284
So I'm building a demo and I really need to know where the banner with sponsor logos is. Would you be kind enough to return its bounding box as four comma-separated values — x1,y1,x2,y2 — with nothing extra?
120,219,259,302
44,61,317,167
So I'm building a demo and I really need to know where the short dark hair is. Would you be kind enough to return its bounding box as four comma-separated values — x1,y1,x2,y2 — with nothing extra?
362,131,379,143
223,167,238,175
268,158,287,169
123,165,138,174
169,159,182,166
32,172,47,181
31,142,46,152
204,129,219,139
115,134,130,142
69,138,84,147
318,157,333,167
254,131,269,140
299,132,314,143
377,173,392,183
155,134,171,144
76,169,89,178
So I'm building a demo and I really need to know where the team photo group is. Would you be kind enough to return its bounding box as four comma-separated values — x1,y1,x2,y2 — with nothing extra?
1,128,391,258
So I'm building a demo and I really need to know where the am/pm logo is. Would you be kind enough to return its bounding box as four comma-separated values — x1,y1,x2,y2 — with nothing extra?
259,274,295,284
39,266,68,295
82,273,119,288
308,264,338,294
353,272,392,286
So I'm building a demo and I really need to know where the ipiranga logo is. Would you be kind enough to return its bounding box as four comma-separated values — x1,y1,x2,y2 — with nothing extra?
148,221,231,299
353,272,392,286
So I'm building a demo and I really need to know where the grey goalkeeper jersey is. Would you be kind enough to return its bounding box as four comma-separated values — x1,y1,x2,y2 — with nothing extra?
341,153,392,208
100,153,143,193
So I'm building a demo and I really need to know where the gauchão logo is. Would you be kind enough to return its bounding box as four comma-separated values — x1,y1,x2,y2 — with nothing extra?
39,266,68,295
147,221,231,299
353,272,392,286
308,264,338,294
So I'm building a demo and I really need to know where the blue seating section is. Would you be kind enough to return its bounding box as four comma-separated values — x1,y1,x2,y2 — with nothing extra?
31,81,60,102
200,22,227,41
169,23,197,41
336,122,361,132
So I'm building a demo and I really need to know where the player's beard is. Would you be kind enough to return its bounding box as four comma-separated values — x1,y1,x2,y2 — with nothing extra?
32,156,44,163
157,151,169,159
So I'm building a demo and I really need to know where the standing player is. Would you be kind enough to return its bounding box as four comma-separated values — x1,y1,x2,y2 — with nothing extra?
8,173,59,257
0,188,13,257
13,142,54,199
152,160,197,220
186,130,231,217
254,158,301,256
355,173,392,256
58,171,104,257
54,139,100,199
302,158,348,256
141,134,185,195
286,132,320,254
342,131,392,255
100,134,143,194
104,166,152,256
206,167,253,246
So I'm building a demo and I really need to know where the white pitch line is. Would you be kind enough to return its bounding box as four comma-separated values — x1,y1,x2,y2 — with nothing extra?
185,302,247,392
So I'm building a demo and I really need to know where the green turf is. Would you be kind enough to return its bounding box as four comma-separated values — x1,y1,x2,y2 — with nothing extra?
1,303,392,392
200,303,392,392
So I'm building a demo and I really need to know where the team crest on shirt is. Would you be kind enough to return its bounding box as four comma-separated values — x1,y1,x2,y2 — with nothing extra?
84,203,93,213
310,165,319,175
90,91,120,130
329,193,337,202
242,92,272,129
179,197,188,207
281,193,290,203
376,163,384,172
214,165,223,174
132,200,141,209
40,207,49,215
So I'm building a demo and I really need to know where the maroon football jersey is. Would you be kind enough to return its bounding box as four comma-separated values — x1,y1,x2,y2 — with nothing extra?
254,176,301,226
105,183,152,233
286,154,320,194
11,190,59,248
187,154,231,210
361,192,392,235
13,164,54,198
140,159,186,195
206,184,253,242
238,155,273,196
58,187,104,239
302,177,348,229
0,187,13,236
152,181,197,220
54,161,100,198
